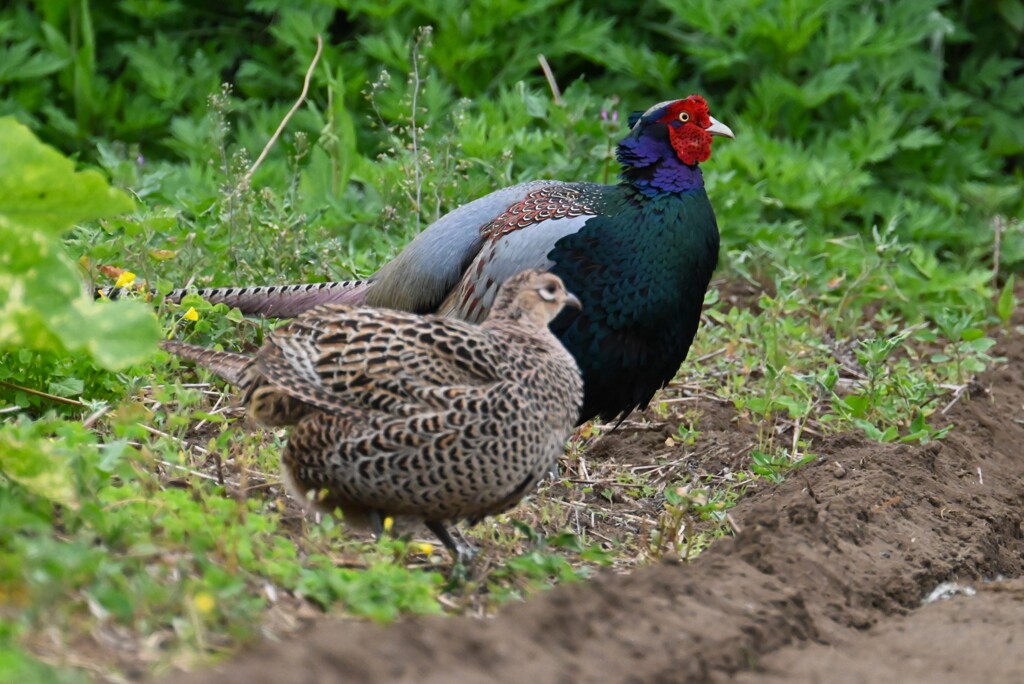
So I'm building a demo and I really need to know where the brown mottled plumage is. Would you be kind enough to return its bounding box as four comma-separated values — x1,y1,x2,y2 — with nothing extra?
163,270,583,562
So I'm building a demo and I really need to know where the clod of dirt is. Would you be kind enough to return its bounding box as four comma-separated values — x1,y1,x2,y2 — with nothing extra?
162,330,1024,684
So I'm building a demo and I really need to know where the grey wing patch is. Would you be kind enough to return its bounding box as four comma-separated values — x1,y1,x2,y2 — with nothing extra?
368,180,563,313
435,214,594,322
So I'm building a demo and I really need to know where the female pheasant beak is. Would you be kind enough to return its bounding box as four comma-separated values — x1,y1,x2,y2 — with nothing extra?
706,116,735,139
564,292,582,310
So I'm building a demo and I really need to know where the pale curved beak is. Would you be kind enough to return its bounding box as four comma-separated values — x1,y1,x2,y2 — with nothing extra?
564,292,582,310
706,116,735,139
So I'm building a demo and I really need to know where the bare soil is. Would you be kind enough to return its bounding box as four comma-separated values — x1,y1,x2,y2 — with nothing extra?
164,324,1024,684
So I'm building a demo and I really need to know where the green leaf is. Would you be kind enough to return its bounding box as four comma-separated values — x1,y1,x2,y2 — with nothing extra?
963,357,987,373
959,327,986,341
0,118,160,370
965,337,997,353
0,118,132,235
898,126,942,151
47,376,84,398
774,394,809,419
997,0,1024,32
997,275,1017,325
842,394,870,418
0,644,88,684
0,426,78,508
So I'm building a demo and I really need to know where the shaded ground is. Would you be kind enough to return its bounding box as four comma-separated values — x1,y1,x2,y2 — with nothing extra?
163,324,1024,684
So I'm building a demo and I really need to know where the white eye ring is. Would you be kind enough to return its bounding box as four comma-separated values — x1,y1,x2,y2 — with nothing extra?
538,286,557,302
678,111,690,123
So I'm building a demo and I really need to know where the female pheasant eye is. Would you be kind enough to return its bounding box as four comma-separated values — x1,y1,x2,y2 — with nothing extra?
678,111,690,123
539,284,557,301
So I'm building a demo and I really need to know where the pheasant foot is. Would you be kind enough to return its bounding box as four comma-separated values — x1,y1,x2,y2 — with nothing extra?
426,521,478,566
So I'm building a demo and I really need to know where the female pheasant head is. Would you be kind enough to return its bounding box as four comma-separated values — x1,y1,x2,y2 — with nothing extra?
618,95,734,194
487,270,581,330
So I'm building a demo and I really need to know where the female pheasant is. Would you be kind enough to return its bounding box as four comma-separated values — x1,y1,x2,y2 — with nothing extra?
119,96,732,422
164,270,583,563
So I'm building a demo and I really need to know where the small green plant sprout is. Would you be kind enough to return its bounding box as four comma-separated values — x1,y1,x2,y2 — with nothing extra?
654,483,737,562
484,521,609,603
672,419,700,446
933,310,999,386
749,448,813,482
996,275,1017,327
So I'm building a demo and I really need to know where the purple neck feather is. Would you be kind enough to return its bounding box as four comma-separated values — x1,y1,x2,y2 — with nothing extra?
617,128,705,196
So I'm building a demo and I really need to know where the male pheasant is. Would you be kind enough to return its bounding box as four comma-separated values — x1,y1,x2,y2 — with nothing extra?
164,270,584,563
113,95,732,422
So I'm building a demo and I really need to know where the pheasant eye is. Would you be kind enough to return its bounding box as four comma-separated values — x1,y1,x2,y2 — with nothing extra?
539,284,557,301
678,111,690,123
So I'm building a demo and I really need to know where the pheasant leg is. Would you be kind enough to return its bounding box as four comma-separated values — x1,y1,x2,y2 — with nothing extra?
369,510,386,539
426,521,478,565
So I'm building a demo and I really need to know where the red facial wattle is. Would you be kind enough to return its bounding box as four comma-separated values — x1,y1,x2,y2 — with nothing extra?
656,95,727,166
669,122,713,165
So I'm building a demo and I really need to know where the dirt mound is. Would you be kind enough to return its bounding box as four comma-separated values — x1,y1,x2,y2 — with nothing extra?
735,577,1024,683
165,328,1024,684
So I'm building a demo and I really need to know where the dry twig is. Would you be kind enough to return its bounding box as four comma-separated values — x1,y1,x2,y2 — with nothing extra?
537,54,563,105
244,34,324,186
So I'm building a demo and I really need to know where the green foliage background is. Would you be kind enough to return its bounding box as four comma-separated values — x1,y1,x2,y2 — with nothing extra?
0,0,1021,679
2,0,1021,282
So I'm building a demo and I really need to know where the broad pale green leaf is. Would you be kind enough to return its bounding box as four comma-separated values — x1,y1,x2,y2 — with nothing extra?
0,224,161,369
0,118,160,370
0,427,78,509
0,117,133,234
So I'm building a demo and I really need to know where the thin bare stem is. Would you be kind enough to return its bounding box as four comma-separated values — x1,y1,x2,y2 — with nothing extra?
992,215,1005,284
537,54,563,105
244,34,324,186
0,380,84,407
82,405,111,429
409,28,428,228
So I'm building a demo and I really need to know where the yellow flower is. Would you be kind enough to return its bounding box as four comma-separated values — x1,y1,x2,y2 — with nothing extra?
383,516,395,534
192,592,216,616
183,306,199,322
411,542,435,555
114,271,136,288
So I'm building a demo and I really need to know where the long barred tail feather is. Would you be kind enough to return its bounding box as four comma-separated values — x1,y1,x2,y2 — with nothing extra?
97,280,371,318
161,340,252,386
